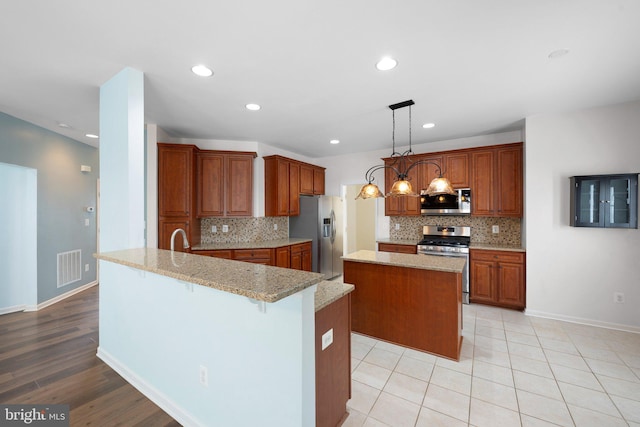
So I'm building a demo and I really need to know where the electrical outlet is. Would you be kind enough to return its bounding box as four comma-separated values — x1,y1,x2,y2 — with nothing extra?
199,365,208,387
85,264,89,272
84,218,90,226
614,292,625,303
211,225,217,233
395,223,400,230
492,225,499,234
222,225,229,233
273,223,278,231
321,328,334,350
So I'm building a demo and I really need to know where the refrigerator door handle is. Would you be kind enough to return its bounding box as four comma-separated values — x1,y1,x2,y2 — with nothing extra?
330,209,336,244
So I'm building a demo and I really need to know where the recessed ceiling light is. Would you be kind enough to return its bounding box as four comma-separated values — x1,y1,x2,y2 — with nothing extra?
191,64,213,77
376,57,397,71
245,103,261,111
548,49,569,59
422,123,436,129
330,139,340,145
85,133,99,139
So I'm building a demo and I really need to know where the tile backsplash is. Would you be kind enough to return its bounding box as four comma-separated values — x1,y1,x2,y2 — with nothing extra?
389,216,522,246
200,217,288,244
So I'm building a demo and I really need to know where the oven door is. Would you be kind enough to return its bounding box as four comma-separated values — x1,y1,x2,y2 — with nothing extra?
418,249,469,304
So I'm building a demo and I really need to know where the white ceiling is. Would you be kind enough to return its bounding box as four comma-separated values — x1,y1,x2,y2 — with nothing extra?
1,0,639,158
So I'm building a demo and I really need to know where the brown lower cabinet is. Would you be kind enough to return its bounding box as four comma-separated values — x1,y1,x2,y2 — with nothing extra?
192,242,312,271
290,242,312,271
470,249,526,310
378,242,417,254
315,293,351,427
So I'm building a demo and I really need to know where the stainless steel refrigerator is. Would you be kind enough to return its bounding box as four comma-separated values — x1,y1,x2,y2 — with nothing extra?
289,195,343,280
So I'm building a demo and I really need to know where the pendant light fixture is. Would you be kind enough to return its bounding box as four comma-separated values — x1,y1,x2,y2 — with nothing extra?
356,100,455,199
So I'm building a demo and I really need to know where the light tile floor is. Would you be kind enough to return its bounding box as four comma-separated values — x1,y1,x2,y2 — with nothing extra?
342,303,640,427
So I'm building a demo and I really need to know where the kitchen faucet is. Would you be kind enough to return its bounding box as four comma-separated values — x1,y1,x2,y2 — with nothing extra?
170,228,190,252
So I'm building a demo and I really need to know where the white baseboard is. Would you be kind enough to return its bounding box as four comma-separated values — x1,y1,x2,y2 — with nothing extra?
0,305,27,315
23,281,98,312
525,309,640,334
96,347,202,427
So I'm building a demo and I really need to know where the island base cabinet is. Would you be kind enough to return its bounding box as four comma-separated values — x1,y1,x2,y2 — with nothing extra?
344,260,462,360
315,294,351,427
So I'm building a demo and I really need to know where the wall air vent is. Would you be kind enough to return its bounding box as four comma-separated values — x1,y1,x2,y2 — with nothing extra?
57,249,82,287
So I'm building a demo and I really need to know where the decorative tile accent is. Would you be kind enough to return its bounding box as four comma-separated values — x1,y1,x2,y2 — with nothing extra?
200,217,288,243
389,216,522,246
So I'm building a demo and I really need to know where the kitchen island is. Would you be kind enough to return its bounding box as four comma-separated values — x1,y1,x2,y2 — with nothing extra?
343,250,466,360
95,248,326,427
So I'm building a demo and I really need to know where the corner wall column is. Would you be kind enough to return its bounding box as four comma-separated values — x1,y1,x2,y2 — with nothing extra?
99,68,145,251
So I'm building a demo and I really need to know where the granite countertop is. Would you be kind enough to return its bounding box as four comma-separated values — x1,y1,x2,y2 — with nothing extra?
191,238,312,251
95,248,324,303
376,238,420,246
342,250,466,273
314,281,355,312
377,239,525,252
469,243,526,252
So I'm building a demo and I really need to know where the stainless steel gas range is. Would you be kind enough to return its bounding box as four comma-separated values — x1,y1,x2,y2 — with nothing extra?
417,225,470,304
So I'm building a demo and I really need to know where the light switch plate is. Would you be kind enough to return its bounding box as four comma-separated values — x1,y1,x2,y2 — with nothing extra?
321,328,333,350
222,225,229,233
492,225,499,234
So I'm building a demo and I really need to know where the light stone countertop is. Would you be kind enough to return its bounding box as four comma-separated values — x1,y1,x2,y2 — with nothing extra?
314,281,354,312
191,238,312,251
377,239,526,252
95,248,324,303
469,243,526,252
342,250,466,273
376,238,420,246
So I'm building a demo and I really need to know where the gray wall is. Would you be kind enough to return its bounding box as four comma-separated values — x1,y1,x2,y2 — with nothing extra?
0,111,98,303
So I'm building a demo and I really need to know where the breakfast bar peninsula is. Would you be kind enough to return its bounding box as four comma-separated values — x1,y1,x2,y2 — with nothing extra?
96,248,327,427
343,250,466,360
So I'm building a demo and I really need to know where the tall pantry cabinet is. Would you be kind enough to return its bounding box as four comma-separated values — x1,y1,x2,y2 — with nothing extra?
158,143,200,251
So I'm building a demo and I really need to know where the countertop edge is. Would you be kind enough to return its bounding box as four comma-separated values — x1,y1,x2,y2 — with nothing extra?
191,238,313,251
95,249,324,303
315,281,355,312
376,239,525,252
342,250,465,273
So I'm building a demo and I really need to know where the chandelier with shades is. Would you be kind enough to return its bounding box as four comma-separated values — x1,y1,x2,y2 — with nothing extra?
356,100,455,200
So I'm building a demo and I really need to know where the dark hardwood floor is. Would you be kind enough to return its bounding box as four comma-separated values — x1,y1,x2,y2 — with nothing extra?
0,285,180,426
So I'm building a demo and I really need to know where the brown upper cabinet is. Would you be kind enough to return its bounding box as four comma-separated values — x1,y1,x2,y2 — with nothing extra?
300,163,326,195
158,143,196,218
443,152,470,188
471,143,523,217
196,151,256,217
382,142,522,218
264,155,325,216
384,157,421,216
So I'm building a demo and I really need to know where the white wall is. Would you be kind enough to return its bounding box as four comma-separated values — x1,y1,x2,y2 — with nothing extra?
525,100,640,331
145,124,172,248
0,162,37,313
98,261,317,427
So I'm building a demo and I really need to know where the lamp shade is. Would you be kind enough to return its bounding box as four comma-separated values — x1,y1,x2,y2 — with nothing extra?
355,183,385,199
387,179,418,197
424,176,456,196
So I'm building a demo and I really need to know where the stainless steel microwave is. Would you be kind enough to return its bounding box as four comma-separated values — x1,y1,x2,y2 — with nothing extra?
420,188,471,215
